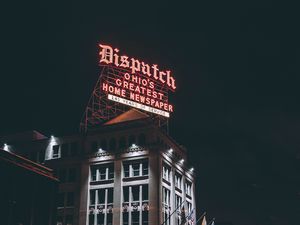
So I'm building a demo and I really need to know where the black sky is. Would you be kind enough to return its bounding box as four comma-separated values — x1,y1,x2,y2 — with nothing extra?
1,1,300,224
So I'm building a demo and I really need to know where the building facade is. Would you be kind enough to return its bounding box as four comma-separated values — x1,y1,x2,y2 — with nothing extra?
2,109,196,225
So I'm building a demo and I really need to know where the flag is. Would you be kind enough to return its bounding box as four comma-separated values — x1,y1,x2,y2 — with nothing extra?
180,206,186,225
187,208,195,224
201,216,207,225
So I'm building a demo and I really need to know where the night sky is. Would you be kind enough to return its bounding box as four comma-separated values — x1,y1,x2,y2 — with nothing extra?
1,1,300,225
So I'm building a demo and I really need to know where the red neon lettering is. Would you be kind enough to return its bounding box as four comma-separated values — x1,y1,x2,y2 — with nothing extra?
159,71,166,84
99,44,113,64
130,58,141,74
152,64,159,80
116,79,122,86
120,55,129,68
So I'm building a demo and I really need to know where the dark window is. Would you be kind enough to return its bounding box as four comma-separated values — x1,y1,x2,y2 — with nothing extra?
66,215,73,225
124,164,129,177
70,142,78,156
68,168,76,182
57,193,64,207
142,185,148,200
132,211,139,225
108,165,114,179
91,166,97,181
109,138,116,151
132,163,140,176
119,136,126,149
61,143,69,158
59,169,67,183
100,139,107,150
123,212,129,225
97,213,104,225
123,186,129,202
142,211,149,225
99,167,106,180
128,135,136,146
98,189,105,204
57,216,63,225
107,213,113,225
66,192,74,206
142,161,148,175
90,190,96,205
52,145,59,158
138,133,146,145
89,214,94,225
132,186,139,201
91,141,98,152
107,188,113,204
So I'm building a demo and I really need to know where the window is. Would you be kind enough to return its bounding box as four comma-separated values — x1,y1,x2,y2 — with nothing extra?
123,212,129,225
59,169,67,183
175,195,182,225
90,164,114,181
175,173,182,190
66,215,73,225
107,188,113,204
132,163,140,177
57,216,63,225
132,186,139,202
142,211,149,225
123,186,129,202
162,164,171,182
142,161,148,176
57,193,64,207
142,185,148,200
66,192,74,206
185,181,192,196
97,214,104,225
90,190,96,205
107,213,113,225
132,211,139,225
89,188,114,225
52,145,59,158
123,160,148,178
89,214,94,225
162,187,171,207
124,164,130,177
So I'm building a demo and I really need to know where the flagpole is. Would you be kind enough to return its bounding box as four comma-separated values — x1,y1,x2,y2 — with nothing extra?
195,211,206,225
161,200,186,225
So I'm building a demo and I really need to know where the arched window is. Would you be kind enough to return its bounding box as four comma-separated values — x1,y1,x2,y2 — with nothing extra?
138,133,146,146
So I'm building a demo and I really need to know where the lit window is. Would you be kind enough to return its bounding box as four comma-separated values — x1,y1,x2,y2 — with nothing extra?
162,164,171,182
90,164,114,181
175,173,182,190
123,160,148,178
89,188,114,225
185,181,192,197
52,145,60,158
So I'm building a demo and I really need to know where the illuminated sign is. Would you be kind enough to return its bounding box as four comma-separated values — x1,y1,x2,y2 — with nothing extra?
99,44,175,117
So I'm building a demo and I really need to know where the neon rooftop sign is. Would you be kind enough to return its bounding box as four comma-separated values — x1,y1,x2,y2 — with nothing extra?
99,44,176,118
